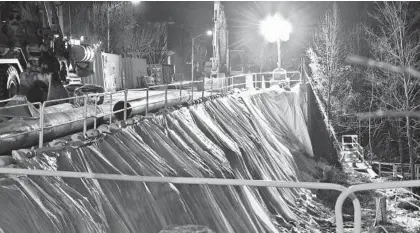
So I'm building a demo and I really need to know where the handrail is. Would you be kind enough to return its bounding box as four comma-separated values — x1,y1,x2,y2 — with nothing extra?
335,180,420,233
0,70,303,151
0,166,361,233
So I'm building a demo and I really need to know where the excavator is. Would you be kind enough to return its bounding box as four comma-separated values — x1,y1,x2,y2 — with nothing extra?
0,2,95,110
207,1,244,79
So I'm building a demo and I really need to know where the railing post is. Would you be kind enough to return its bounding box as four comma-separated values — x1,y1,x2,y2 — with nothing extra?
164,83,168,110
179,75,183,101
124,89,128,121
83,95,88,138
202,77,205,98
145,87,149,116
210,77,213,96
300,71,302,84
379,162,382,176
109,93,113,125
94,94,98,129
38,102,45,148
191,80,194,101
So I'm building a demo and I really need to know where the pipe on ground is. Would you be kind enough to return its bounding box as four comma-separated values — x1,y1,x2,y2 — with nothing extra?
0,92,193,154
113,92,191,120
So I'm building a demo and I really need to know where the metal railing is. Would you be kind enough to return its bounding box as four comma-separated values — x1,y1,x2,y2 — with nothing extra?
0,70,297,150
1,70,420,232
341,135,364,162
0,166,360,233
0,164,418,232
372,161,420,179
335,179,420,232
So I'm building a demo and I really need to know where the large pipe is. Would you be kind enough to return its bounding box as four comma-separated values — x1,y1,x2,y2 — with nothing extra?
0,92,193,154
0,106,99,154
113,92,191,120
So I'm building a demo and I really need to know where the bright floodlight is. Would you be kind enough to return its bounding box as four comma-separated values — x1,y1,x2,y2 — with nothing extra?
131,0,141,5
206,30,213,36
259,14,292,43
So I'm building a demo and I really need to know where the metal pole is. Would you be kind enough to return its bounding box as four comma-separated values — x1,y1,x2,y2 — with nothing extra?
123,89,128,121
107,2,110,52
39,103,45,148
277,38,281,69
94,94,98,129
164,83,168,110
83,95,88,138
109,93,113,125
179,75,183,101
202,77,205,98
191,38,195,101
210,77,213,96
145,87,149,115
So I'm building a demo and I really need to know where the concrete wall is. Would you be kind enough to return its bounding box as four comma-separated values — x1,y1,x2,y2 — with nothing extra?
299,83,339,164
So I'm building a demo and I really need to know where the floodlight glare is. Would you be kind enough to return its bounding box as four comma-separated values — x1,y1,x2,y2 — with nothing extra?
131,0,141,5
259,14,292,43
206,30,213,36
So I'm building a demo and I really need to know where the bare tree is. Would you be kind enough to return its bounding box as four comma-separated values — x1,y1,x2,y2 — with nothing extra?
310,3,345,121
124,22,168,64
364,2,420,179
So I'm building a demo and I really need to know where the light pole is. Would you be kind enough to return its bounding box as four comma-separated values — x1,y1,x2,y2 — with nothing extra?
191,30,212,92
107,0,141,53
259,14,292,69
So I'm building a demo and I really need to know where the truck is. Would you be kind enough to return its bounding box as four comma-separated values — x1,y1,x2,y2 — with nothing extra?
0,2,96,106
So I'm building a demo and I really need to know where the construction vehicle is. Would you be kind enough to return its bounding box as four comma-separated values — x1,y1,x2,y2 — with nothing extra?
206,1,245,79
208,1,228,78
0,2,95,105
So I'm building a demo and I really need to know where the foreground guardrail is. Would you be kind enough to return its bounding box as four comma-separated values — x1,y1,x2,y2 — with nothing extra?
0,166,419,232
335,180,420,232
0,167,359,233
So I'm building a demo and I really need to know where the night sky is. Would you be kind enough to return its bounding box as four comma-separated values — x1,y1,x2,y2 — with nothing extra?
136,1,373,69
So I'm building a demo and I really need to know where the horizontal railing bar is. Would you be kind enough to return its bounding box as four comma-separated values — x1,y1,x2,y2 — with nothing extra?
43,95,85,104
0,102,41,110
0,167,347,190
43,116,97,129
0,130,41,139
0,98,13,103
87,92,112,98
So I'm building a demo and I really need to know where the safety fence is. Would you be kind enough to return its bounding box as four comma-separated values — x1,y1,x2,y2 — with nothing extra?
0,70,301,149
341,135,420,180
1,70,420,232
372,161,420,180
0,166,419,232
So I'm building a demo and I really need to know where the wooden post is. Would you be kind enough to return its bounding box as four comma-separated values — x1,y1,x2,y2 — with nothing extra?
374,197,388,226
378,162,382,176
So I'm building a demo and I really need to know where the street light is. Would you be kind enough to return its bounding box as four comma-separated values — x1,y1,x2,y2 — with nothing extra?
191,30,212,92
107,1,141,52
259,14,292,69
